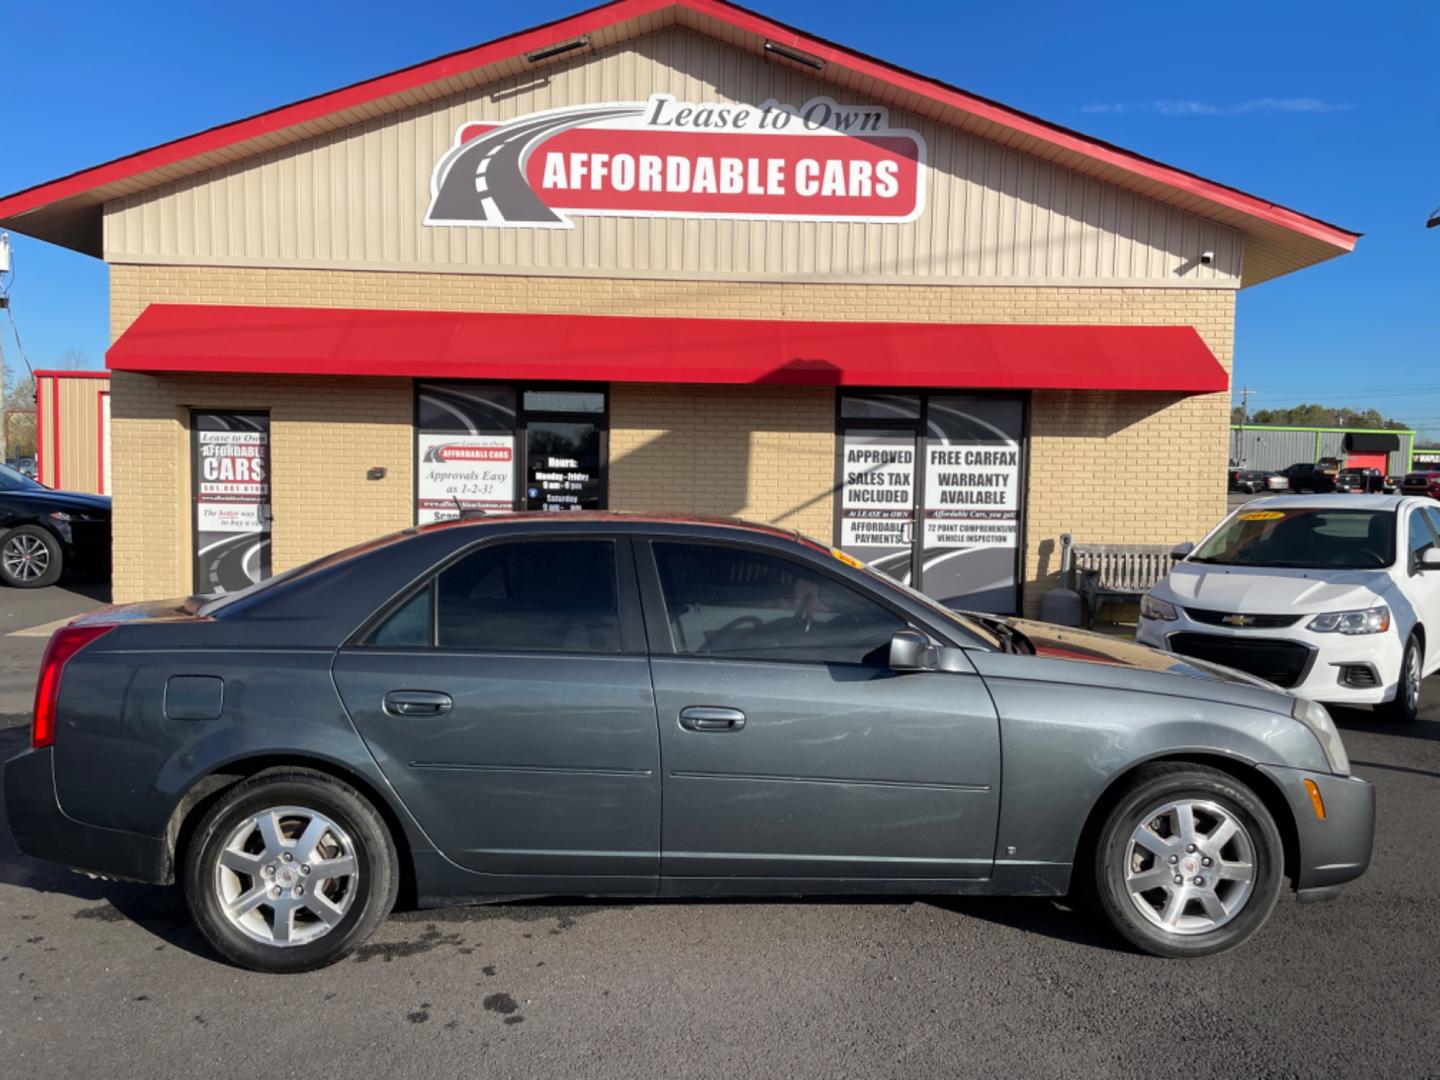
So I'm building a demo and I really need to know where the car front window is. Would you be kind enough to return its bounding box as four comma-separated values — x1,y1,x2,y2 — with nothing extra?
1191,507,1397,571
653,542,913,665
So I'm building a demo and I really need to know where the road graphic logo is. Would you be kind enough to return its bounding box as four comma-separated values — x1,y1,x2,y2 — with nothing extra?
424,94,926,228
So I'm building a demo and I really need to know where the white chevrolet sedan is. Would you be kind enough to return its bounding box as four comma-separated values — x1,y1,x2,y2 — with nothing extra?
1138,495,1440,721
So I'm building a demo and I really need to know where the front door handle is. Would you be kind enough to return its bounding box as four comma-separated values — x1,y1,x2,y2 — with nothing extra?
383,690,453,718
679,706,746,732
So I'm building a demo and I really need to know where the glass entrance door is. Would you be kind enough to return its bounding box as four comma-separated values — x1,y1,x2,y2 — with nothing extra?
191,410,271,595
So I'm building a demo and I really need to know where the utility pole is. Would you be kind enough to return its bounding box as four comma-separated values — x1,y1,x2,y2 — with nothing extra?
1235,387,1260,424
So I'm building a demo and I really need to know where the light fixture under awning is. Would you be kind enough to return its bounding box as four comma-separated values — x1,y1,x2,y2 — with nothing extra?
107,304,1229,393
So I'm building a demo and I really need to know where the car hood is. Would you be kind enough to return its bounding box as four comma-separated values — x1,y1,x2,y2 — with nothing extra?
1155,562,1389,614
6,489,111,514
967,618,1296,716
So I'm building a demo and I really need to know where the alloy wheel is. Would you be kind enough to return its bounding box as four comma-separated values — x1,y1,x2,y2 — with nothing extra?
1404,644,1422,714
1122,798,1256,935
213,806,360,947
2,534,50,582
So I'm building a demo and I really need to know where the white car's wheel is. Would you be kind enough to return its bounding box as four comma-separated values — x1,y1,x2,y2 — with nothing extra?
1379,636,1422,724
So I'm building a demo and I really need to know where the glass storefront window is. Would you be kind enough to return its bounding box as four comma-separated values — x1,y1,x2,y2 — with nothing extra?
415,383,607,522
523,390,606,413
839,394,921,421
835,391,1027,614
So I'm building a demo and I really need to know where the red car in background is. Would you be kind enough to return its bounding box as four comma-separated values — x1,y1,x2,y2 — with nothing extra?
1401,471,1440,499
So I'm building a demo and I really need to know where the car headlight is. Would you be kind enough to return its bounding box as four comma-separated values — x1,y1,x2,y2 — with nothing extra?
1306,606,1390,635
1292,697,1350,775
1140,594,1178,621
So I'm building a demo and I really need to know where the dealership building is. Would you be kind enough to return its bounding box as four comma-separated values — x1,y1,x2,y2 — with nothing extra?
0,0,1356,612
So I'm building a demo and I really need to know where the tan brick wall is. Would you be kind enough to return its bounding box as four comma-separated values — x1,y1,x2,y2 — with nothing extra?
110,371,413,600
110,264,1233,609
609,384,834,541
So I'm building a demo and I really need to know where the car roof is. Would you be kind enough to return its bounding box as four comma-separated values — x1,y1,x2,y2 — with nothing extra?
414,510,814,543
1243,494,1410,511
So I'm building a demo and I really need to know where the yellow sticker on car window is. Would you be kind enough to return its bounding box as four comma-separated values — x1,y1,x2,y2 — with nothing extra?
1239,510,1284,521
831,547,866,569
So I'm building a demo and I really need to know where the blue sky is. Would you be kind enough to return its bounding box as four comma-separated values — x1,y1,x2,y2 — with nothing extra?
2,1,1436,435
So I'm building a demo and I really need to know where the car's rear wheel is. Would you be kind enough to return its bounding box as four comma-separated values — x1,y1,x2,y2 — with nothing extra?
183,768,398,973
1090,763,1283,957
0,525,63,588
1378,636,1422,723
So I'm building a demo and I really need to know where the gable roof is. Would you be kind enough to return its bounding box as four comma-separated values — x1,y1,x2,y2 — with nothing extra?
0,0,1358,286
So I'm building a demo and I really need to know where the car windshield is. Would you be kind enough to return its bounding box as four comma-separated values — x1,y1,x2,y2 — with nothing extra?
1191,507,1396,570
0,464,43,492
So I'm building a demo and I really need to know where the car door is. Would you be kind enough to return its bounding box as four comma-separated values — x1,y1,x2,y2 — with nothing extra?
1408,507,1440,675
637,536,1001,888
332,533,661,888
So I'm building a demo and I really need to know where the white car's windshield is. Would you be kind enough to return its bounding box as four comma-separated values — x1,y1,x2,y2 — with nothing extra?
1192,507,1396,571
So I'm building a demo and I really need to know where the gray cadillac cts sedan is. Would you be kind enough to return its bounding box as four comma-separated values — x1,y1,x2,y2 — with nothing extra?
5,515,1373,972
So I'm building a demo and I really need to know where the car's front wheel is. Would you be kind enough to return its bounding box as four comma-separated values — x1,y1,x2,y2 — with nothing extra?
1378,635,1423,723
183,768,399,973
0,525,63,588
1090,763,1283,957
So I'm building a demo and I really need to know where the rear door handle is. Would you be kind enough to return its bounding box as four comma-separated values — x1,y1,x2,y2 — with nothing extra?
383,690,453,717
679,706,746,732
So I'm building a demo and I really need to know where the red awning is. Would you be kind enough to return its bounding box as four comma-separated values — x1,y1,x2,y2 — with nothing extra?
107,304,1228,393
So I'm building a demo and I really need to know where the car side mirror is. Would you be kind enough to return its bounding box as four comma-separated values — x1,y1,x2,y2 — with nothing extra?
1170,542,1195,560
889,630,939,672
1422,548,1440,570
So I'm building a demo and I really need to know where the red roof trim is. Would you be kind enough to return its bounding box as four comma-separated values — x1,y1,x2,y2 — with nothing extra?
0,0,666,220
0,0,1357,251
107,304,1230,394
31,369,110,380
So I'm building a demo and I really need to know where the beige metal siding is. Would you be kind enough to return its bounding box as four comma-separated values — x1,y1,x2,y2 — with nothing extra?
36,374,109,494
104,27,1242,288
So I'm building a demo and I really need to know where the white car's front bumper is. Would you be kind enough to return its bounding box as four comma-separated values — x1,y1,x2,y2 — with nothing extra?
1137,610,1404,705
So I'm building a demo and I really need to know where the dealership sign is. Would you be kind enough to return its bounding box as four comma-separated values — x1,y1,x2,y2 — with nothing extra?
425,95,926,228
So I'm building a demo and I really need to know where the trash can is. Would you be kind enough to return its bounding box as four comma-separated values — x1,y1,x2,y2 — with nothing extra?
1038,533,1082,627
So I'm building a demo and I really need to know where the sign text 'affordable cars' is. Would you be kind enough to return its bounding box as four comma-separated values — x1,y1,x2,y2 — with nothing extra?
425,95,926,228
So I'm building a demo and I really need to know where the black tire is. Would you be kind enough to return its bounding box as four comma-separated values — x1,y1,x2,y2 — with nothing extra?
0,524,64,588
1377,635,1423,724
183,768,399,973
1089,763,1284,958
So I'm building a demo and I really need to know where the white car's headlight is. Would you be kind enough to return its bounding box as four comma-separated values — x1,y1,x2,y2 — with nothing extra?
1140,594,1178,621
1306,606,1390,635
1291,697,1350,775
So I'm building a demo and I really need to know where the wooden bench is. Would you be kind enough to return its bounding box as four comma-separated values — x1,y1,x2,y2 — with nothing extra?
1062,536,1177,628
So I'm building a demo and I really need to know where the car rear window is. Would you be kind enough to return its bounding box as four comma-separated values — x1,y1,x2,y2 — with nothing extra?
199,529,419,617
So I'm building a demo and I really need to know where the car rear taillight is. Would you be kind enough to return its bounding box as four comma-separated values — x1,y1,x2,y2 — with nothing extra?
32,624,114,749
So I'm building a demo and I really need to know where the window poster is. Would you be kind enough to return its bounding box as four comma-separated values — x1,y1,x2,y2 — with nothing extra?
416,384,517,524
921,397,1024,613
838,429,916,582
192,411,271,595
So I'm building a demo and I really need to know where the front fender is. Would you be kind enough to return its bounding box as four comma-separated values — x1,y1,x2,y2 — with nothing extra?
982,674,1328,872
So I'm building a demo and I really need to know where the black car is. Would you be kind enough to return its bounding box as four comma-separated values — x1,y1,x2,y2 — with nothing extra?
1279,462,1337,494
1334,467,1388,494
1229,469,1288,494
0,464,111,588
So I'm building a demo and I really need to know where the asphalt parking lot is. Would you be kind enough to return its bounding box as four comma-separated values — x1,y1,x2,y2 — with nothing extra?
1,583,1437,1078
